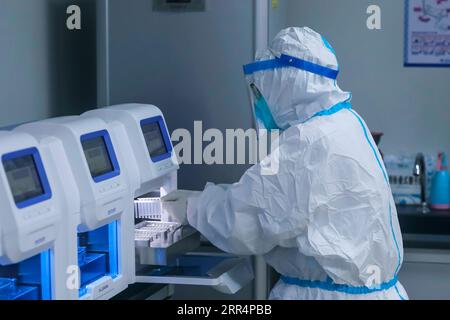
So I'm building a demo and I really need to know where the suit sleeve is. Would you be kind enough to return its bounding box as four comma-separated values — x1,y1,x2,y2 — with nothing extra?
187,128,310,255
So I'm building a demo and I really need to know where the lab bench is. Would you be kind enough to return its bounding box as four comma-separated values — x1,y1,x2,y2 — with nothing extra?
397,206,450,300
398,206,450,249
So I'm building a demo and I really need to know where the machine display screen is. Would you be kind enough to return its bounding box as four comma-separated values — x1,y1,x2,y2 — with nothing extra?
141,121,168,159
3,154,45,204
82,136,114,178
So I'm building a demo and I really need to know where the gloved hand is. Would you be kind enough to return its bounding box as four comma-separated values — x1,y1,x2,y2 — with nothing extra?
161,190,202,225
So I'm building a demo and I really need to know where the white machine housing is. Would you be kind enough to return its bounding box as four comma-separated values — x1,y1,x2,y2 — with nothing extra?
83,104,255,296
25,133,80,300
83,104,179,284
17,117,129,232
84,104,179,198
0,131,61,265
16,116,132,300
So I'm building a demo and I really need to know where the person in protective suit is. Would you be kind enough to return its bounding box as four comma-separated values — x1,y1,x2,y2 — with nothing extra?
162,27,408,300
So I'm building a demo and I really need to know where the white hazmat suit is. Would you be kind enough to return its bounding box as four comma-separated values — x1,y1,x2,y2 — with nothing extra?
168,27,408,300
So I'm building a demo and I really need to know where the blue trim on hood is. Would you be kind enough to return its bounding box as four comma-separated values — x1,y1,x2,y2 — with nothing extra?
243,54,339,80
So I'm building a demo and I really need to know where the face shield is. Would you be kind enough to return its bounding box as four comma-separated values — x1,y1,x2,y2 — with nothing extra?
243,54,340,132
246,82,281,132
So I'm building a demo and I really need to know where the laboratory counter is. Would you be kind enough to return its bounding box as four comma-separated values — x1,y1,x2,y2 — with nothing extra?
398,205,450,250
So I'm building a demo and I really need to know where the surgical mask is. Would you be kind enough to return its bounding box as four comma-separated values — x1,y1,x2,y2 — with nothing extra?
247,83,281,132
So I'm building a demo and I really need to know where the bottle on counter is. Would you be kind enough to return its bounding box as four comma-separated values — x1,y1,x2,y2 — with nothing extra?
429,152,450,210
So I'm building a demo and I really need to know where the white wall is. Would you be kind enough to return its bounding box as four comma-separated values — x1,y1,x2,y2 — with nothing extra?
269,0,289,41
284,0,450,157
0,0,97,128
0,1,52,126
107,0,255,191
